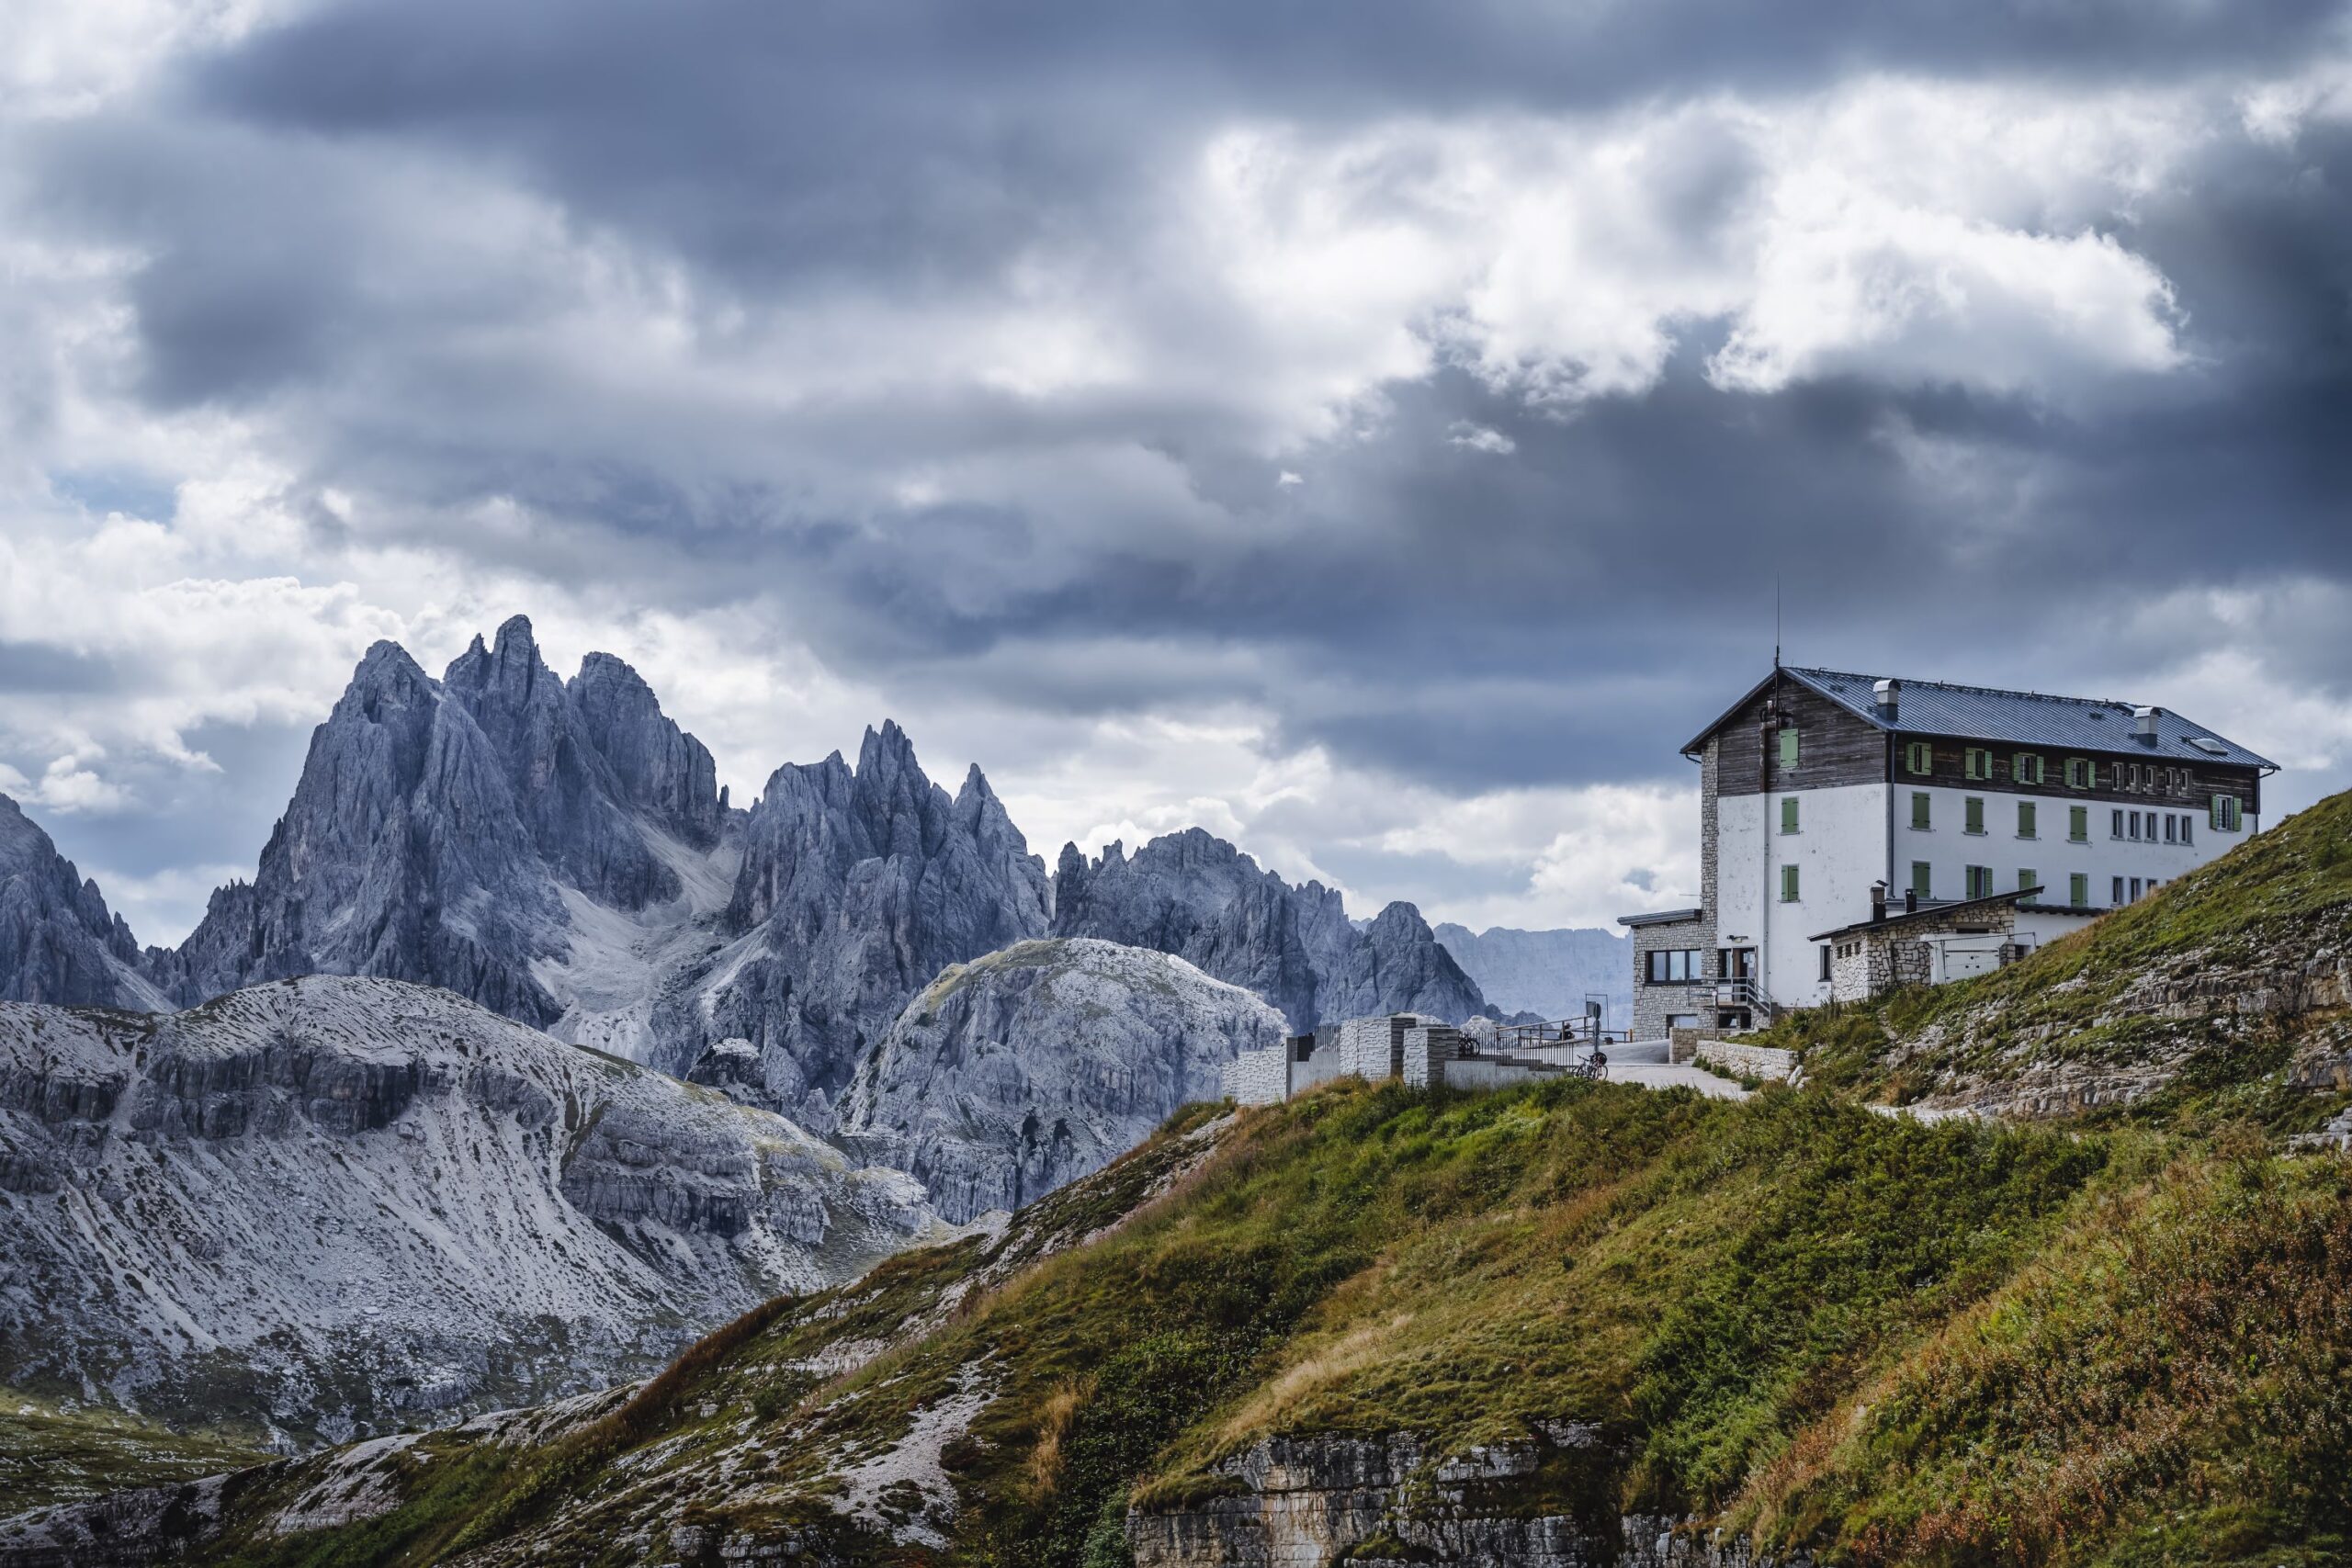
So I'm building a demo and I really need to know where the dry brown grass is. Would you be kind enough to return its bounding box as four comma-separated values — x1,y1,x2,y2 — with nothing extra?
1024,1377,1096,1499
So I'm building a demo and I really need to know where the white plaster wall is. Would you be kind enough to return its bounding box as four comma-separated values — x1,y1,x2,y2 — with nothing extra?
1894,785,2247,915
1716,782,1890,1012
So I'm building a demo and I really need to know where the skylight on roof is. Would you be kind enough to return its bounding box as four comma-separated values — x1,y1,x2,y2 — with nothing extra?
2188,736,2228,755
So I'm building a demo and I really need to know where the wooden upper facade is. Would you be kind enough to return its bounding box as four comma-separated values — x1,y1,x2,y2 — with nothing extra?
1690,668,2268,814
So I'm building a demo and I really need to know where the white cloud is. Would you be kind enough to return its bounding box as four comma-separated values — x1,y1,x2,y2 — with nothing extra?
1447,423,1515,455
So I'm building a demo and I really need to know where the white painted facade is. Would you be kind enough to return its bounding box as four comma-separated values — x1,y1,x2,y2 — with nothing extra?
1714,782,1891,1010
1719,780,2257,1013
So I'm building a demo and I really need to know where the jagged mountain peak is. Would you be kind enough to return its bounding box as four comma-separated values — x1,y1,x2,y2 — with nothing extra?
0,792,162,1010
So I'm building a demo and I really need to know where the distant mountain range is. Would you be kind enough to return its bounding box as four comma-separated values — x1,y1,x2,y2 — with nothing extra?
1433,922,1631,1030
0,615,1493,1127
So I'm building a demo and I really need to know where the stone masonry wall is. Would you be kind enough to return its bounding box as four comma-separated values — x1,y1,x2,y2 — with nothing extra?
1222,1047,1291,1107
1630,741,1724,1042
1401,1023,1462,1088
1694,1040,1799,1083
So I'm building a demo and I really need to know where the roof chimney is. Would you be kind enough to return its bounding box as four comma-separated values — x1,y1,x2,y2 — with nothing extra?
1871,881,1888,923
1873,678,1899,716
2134,705,2161,739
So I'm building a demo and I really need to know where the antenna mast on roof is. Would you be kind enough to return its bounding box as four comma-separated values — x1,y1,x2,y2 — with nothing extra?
1774,575,1782,669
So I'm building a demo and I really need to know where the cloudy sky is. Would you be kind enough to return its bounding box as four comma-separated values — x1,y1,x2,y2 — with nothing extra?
5,0,2350,946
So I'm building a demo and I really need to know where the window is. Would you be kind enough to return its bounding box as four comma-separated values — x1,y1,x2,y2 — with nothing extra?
1911,792,1932,830
2065,757,2092,789
1964,796,1985,835
2129,811,2142,840
2112,875,2125,905
1818,945,1833,982
2181,815,2192,845
1781,863,1801,902
2018,868,2038,903
2211,794,2242,833
2130,877,2143,900
1905,740,1933,774
2069,805,2088,842
2111,808,2125,839
1778,728,1799,769
2013,752,2044,785
1781,796,1800,834
1964,747,1992,780
1965,864,1994,898
2164,814,2177,843
1911,861,1932,899
2069,873,2089,906
2017,801,2037,839
1645,949,1702,983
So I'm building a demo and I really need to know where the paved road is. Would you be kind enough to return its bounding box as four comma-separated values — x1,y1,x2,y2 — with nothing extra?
1504,1038,1750,1100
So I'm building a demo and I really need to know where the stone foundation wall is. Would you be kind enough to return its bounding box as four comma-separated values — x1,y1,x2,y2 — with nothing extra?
1222,1047,1291,1107
1127,1431,1810,1567
1401,1024,1462,1088
1694,1041,1799,1083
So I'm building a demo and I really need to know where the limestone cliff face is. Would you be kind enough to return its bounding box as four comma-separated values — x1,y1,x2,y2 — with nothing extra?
837,937,1285,1221
0,975,937,1446
0,795,164,1011
1054,829,1487,1031
1127,1432,1809,1567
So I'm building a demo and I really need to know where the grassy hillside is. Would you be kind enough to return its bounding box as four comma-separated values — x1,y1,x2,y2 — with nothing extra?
0,1389,267,1516
46,1074,2339,1568
1781,790,2352,1131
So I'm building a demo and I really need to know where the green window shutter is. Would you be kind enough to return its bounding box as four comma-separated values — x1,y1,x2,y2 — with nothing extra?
2018,868,2038,903
1911,792,1931,830
1781,796,1799,833
1911,861,1931,898
1964,796,1984,834
1781,864,1800,902
2070,873,2088,906
1778,728,1799,769
2069,805,2087,841
2210,794,2224,830
2018,801,2036,838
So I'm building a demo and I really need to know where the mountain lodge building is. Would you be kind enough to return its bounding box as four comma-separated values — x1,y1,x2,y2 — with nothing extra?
1617,666,2275,1038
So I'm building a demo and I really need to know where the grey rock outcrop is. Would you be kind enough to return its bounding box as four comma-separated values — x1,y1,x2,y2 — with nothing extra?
0,795,164,1010
1127,1430,1809,1566
0,974,938,1446
838,937,1285,1221
1053,829,1487,1030
151,617,729,1031
691,724,1051,1125
1435,923,1633,1026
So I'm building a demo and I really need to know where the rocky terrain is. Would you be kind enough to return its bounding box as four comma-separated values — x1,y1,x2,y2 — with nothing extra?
838,938,1288,1221
1053,828,1487,1031
0,795,167,1012
0,975,939,1449
1434,922,1630,1027
17,1046,2344,1568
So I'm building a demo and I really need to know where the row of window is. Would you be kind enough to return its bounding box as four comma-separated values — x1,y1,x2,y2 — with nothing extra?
1845,792,2238,840
1902,862,2160,908
1756,729,2217,798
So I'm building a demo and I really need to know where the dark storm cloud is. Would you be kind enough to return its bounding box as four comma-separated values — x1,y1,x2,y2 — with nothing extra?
15,0,2352,817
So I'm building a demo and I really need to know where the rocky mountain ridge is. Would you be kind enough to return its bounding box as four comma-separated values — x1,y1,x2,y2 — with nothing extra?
1053,828,1487,1032
0,974,940,1449
1,618,1491,1132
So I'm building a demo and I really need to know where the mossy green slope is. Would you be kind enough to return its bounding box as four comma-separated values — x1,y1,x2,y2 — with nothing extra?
96,1076,2346,1568
0,1389,268,1517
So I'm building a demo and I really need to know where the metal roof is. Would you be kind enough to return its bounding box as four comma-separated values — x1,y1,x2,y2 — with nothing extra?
1773,667,2277,770
1615,907,1703,928
1807,886,2047,942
